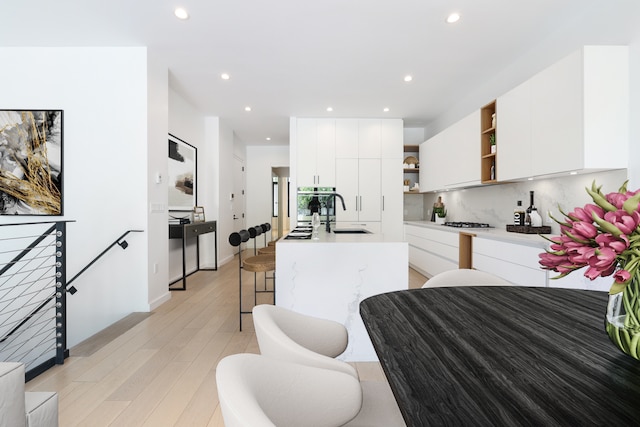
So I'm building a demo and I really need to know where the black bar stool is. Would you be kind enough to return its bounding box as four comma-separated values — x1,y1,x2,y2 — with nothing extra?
229,228,276,331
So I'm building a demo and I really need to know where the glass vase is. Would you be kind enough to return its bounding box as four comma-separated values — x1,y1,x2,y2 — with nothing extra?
605,274,640,360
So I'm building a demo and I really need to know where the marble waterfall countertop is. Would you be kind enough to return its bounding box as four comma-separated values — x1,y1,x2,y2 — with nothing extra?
275,228,408,361
404,220,552,248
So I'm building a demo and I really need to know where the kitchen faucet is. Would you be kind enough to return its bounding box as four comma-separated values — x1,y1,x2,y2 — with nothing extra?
325,193,346,232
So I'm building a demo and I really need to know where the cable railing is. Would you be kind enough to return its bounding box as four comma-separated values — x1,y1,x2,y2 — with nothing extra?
0,221,142,380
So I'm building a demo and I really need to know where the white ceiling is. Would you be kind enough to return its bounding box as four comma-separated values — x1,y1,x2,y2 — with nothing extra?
1,0,639,145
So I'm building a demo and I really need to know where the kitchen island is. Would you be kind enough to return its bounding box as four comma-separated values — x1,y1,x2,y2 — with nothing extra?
276,228,408,361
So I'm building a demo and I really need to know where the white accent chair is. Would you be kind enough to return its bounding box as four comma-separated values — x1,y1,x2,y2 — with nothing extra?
252,304,357,378
216,353,362,427
422,268,512,288
251,305,406,426
0,362,58,427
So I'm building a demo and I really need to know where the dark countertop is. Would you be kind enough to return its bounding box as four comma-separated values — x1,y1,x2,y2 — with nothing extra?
360,287,640,426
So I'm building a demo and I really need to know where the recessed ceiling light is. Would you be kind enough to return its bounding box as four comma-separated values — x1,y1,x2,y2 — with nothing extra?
266,137,271,141
404,75,413,82
245,106,251,112
221,73,230,80
327,107,333,112
383,107,390,112
174,7,189,20
446,13,460,24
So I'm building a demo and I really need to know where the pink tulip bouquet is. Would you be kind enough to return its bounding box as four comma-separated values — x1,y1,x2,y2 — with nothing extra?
539,181,640,359
539,181,640,294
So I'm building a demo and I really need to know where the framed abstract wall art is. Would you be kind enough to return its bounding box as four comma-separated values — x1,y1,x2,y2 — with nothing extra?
0,110,63,215
168,134,197,211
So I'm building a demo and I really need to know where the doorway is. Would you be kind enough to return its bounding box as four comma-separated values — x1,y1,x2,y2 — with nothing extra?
232,157,245,231
271,167,290,239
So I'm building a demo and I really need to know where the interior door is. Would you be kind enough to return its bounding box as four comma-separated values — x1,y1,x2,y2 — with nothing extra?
233,156,245,231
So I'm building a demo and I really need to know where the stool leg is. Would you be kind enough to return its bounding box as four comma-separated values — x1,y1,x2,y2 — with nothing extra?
238,252,243,331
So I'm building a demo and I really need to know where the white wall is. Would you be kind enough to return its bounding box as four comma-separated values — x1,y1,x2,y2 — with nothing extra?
147,49,171,310
0,47,151,347
245,145,289,247
211,119,237,265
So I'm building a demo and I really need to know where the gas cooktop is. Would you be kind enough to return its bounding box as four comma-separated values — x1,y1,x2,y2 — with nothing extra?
443,221,492,228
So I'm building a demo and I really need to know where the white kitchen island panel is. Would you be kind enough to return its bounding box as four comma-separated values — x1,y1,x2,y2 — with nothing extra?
276,233,408,362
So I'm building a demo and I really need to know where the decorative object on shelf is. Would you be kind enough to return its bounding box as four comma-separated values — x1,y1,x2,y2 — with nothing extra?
403,179,410,192
403,156,418,169
539,180,640,360
0,110,63,215
490,133,496,154
491,112,496,128
169,133,197,211
193,206,205,222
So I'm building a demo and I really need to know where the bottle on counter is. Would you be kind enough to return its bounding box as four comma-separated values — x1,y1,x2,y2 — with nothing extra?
514,200,525,226
526,191,543,227
525,191,534,226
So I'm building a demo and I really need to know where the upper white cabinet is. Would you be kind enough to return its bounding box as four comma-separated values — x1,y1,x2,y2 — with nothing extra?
335,118,403,160
295,118,336,187
419,110,480,192
498,46,629,180
335,119,359,159
497,80,532,180
419,132,446,192
446,110,480,187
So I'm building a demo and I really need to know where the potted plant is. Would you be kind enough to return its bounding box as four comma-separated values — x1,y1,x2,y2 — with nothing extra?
490,133,496,154
434,207,447,224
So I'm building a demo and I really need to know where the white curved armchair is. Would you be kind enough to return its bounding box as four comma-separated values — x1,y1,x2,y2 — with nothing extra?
252,304,357,378
215,353,362,427
422,268,512,288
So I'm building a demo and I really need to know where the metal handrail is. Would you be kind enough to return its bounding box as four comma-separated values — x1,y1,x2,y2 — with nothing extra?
66,229,143,293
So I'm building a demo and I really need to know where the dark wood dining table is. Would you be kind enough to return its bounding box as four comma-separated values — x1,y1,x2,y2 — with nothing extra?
360,287,640,426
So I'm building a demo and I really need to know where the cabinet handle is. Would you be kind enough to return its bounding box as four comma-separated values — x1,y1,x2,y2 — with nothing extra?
360,196,363,211
382,196,385,211
355,196,358,211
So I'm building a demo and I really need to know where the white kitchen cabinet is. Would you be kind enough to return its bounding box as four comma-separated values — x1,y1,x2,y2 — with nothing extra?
336,158,381,223
444,110,481,187
381,157,403,240
497,79,532,180
335,119,359,159
473,237,547,287
498,46,628,180
358,119,382,159
295,118,336,186
419,110,480,191
419,132,446,191
404,224,459,277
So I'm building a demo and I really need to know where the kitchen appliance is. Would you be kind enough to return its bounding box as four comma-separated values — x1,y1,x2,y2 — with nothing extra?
296,187,336,225
443,221,492,228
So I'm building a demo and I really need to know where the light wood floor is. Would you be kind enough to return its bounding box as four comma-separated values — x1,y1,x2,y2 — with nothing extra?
26,255,426,426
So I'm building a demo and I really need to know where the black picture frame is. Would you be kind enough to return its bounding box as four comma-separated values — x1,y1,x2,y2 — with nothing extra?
0,110,63,215
168,133,197,211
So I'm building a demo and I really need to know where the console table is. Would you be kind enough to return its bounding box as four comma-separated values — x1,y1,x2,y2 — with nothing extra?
360,287,640,426
169,220,217,290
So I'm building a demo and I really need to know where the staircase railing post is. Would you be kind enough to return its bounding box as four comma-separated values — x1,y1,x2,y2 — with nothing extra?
55,221,67,364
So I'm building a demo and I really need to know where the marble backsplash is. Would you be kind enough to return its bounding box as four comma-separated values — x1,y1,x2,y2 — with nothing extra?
404,169,629,234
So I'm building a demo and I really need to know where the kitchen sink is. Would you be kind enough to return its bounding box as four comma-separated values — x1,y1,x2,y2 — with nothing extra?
332,228,372,234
